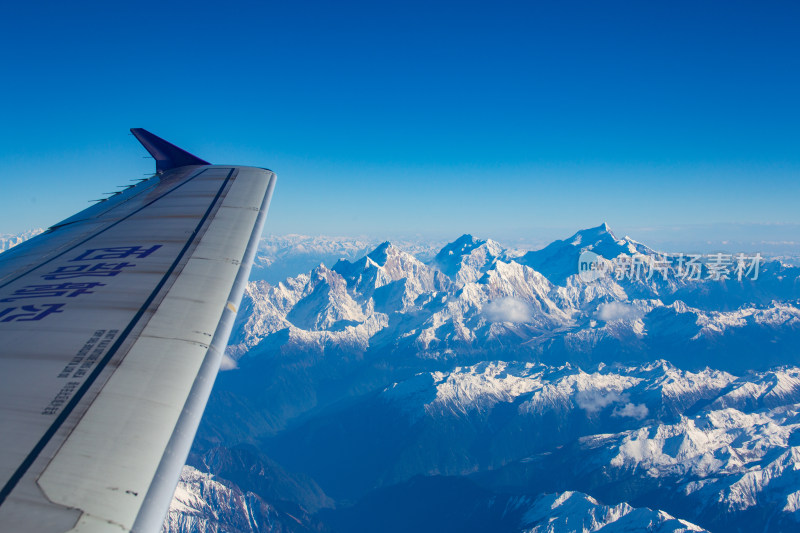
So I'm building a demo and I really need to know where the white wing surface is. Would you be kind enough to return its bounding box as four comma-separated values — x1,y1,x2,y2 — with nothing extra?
0,129,276,532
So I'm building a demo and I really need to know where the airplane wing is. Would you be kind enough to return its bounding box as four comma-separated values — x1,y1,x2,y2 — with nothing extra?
0,129,276,532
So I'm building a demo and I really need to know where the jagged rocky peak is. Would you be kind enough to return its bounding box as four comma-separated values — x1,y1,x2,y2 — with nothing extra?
547,222,647,257
324,241,454,317
285,263,366,331
335,241,413,277
520,491,709,532
430,233,506,284
309,262,338,282
0,228,44,254
164,464,324,533
567,221,615,245
365,241,433,282
334,240,445,296
517,223,656,286
365,240,394,265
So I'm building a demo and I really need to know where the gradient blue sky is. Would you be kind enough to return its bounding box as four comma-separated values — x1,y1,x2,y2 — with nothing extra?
1,1,799,250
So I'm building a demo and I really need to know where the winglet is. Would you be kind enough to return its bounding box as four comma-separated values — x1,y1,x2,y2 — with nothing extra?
130,128,211,174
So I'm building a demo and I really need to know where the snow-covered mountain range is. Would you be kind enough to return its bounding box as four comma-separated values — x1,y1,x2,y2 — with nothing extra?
29,221,776,533
163,224,800,532
229,224,800,374
250,234,443,284
0,228,43,253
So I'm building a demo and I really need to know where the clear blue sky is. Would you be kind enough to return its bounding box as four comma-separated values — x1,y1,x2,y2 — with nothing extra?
1,1,799,249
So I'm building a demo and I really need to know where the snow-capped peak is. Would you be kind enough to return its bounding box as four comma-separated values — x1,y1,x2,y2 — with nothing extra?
0,228,44,254
568,222,615,246
517,223,657,285
430,234,506,284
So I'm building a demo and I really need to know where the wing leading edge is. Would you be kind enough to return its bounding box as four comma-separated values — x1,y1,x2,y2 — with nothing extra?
0,130,276,532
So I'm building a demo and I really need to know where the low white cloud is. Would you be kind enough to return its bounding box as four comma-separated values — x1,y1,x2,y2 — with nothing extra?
219,352,239,371
575,390,625,414
483,297,533,323
596,301,641,322
612,402,649,420
576,390,647,419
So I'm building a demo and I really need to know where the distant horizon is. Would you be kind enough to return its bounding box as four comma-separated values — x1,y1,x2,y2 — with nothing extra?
5,220,800,258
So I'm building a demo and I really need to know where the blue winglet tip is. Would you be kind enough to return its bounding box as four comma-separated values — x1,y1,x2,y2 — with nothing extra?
130,128,211,174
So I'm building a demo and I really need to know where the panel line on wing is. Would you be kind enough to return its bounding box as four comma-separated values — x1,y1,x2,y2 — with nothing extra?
0,169,236,508
0,167,225,291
